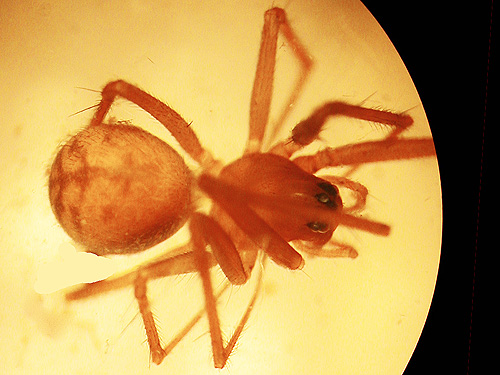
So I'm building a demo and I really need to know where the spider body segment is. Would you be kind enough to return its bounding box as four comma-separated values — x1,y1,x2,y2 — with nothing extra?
218,152,343,247
51,8,436,369
49,122,193,254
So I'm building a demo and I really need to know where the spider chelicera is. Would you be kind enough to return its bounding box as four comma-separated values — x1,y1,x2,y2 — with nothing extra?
49,7,436,369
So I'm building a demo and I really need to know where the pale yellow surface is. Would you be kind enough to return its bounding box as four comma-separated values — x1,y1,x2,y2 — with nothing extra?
0,1,441,374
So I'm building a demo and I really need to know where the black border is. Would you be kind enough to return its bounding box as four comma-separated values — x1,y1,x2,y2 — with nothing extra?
361,1,493,374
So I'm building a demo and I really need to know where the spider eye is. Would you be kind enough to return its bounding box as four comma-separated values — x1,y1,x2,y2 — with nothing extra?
307,221,329,233
314,192,335,207
315,182,339,208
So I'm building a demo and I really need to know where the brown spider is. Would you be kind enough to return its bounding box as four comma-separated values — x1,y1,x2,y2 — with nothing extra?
48,8,436,369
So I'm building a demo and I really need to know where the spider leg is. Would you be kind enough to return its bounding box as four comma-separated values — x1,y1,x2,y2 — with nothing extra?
292,137,436,174
246,7,313,153
319,175,369,213
315,175,390,237
65,244,209,300
190,213,265,368
293,239,358,259
133,270,233,365
65,245,226,365
292,102,413,146
91,80,217,170
134,271,165,364
270,101,415,158
84,210,260,368
198,173,304,270
191,212,248,285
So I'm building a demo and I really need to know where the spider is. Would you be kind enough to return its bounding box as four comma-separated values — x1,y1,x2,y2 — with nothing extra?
48,7,436,369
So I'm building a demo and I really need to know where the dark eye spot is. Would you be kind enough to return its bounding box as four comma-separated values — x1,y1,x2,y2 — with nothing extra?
315,182,339,208
318,182,338,197
307,221,329,233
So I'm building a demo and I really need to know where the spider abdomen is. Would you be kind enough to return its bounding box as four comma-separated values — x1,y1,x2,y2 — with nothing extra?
49,123,193,255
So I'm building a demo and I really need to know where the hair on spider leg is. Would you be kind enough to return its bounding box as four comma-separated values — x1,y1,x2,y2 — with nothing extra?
75,86,102,93
351,92,415,131
362,107,413,133
117,308,145,345
149,307,167,353
211,263,258,321
95,304,147,361
292,260,313,280
68,103,101,117
68,86,107,117
358,91,378,104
